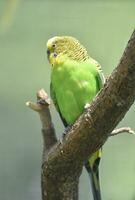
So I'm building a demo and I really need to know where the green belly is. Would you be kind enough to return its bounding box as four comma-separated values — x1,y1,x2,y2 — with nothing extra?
51,59,100,125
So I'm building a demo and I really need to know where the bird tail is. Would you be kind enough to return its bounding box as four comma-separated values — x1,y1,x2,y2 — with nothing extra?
85,149,102,200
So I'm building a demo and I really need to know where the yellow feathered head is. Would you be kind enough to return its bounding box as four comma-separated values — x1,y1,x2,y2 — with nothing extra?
46,36,89,66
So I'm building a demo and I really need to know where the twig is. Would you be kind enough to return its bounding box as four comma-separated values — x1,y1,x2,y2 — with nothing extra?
110,127,135,136
26,89,57,152
26,101,42,112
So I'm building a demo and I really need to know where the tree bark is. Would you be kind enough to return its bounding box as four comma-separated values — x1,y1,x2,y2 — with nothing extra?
27,29,135,200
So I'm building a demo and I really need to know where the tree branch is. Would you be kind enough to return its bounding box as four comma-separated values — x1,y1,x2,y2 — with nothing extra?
110,127,135,136
26,89,57,154
27,29,135,200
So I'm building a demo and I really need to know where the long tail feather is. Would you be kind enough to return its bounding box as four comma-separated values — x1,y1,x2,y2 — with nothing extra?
85,150,102,200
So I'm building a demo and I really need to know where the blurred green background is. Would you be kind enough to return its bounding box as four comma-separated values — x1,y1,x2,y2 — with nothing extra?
0,0,135,200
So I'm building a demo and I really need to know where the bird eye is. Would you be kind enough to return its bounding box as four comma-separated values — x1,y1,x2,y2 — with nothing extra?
52,44,56,48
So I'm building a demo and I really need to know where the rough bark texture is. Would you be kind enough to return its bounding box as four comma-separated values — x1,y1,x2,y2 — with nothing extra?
27,29,135,200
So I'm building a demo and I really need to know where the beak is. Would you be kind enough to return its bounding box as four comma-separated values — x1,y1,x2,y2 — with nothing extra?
47,49,50,60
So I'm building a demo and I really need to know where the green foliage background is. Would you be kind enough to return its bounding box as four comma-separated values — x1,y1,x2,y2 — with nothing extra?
0,0,135,200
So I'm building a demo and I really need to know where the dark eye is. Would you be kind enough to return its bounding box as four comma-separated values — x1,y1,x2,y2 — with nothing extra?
52,44,56,48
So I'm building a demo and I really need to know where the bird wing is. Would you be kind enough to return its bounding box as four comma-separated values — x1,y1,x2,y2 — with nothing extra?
50,82,68,127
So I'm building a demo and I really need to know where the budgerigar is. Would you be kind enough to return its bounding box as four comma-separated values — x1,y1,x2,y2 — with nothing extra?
46,36,105,200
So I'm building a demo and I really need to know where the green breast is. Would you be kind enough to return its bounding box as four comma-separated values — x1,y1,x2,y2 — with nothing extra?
51,58,101,125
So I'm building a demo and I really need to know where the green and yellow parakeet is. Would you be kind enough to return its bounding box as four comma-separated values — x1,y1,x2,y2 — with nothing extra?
46,36,105,200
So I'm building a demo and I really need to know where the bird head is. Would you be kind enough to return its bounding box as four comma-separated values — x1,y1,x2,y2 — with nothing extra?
46,36,89,66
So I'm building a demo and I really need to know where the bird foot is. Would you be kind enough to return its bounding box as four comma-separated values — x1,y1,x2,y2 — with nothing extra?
63,125,72,139
84,103,90,110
